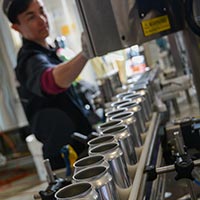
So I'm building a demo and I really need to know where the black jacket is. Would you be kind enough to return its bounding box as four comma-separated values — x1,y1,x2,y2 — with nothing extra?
15,38,92,169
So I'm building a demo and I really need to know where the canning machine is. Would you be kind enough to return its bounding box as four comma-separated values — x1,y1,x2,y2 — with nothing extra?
23,1,200,199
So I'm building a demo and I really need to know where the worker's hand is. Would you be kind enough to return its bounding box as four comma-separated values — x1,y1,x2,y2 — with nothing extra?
81,32,93,60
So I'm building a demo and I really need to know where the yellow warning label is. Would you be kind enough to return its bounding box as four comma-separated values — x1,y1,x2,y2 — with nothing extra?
142,15,171,37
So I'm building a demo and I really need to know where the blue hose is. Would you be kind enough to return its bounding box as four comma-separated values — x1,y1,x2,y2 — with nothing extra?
194,179,200,186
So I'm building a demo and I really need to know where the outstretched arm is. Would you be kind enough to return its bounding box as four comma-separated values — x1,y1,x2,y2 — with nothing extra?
52,52,88,88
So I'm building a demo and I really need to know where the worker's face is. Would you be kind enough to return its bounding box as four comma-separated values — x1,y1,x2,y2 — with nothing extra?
12,0,49,43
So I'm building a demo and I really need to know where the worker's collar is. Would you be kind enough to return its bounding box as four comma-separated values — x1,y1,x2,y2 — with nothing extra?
22,37,55,52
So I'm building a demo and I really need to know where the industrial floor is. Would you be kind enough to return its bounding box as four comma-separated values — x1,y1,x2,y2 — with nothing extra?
0,88,200,200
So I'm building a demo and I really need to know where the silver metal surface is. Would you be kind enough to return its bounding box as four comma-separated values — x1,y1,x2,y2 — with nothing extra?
156,165,175,175
149,145,166,200
118,102,146,133
88,135,116,150
105,108,127,121
173,131,185,155
124,94,151,121
129,112,160,200
73,166,120,200
55,182,98,200
43,159,55,183
182,28,200,105
75,0,122,56
110,111,142,147
168,33,185,76
156,159,200,175
137,90,152,116
97,77,114,103
136,112,160,200
75,0,184,56
73,155,109,174
130,87,152,106
97,71,122,102
152,174,166,200
89,142,131,189
116,91,135,100
102,124,137,165
97,119,123,133
111,99,131,109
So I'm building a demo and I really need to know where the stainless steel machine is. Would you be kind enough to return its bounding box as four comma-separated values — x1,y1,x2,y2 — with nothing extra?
76,0,200,104
72,1,200,200
75,0,184,57
6,1,200,199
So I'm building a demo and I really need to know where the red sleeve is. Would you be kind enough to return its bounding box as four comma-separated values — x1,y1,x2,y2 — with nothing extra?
41,68,66,94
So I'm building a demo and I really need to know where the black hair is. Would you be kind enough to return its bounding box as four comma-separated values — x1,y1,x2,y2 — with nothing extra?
6,0,33,24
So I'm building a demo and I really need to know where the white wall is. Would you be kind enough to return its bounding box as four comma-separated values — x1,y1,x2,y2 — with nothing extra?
0,1,28,131
43,0,97,84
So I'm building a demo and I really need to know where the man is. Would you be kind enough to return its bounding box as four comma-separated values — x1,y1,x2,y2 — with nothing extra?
2,0,94,169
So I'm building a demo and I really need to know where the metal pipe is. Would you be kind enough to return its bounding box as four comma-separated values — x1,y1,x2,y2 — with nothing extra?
156,159,200,175
156,164,175,175
173,131,185,155
182,29,200,107
137,113,161,200
43,159,55,183
146,115,161,165
128,112,160,200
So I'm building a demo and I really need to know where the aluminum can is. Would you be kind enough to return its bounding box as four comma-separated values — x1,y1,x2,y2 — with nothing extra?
55,182,98,200
110,99,131,109
124,93,151,121
102,124,137,165
73,155,109,174
97,119,123,134
128,82,153,105
118,101,146,133
88,135,117,150
116,91,135,100
105,108,127,121
73,166,120,200
110,111,142,147
135,89,153,114
133,85,154,104
89,142,131,188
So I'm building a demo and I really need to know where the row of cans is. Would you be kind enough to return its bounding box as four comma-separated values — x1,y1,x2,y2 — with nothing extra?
55,84,154,199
